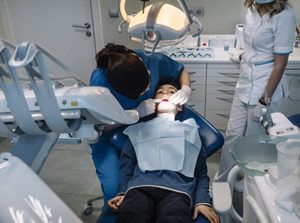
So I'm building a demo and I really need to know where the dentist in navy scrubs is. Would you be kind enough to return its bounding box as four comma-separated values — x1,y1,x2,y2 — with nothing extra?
89,43,191,222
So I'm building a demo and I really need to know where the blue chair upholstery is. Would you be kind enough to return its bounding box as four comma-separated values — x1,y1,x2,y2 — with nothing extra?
100,104,225,223
288,114,300,128
176,105,224,157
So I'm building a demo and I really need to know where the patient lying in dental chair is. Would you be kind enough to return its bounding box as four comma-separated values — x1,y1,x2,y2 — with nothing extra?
108,80,219,223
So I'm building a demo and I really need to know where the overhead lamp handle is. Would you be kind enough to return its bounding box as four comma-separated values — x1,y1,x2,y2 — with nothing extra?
119,0,133,23
118,19,127,33
142,31,161,56
177,0,193,25
191,15,203,37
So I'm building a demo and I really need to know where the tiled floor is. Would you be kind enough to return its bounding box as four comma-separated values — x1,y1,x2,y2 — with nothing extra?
0,137,221,223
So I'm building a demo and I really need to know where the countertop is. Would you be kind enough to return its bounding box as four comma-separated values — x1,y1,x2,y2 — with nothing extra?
163,47,300,65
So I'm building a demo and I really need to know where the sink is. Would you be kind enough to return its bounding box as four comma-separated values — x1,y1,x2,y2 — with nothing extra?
231,135,287,177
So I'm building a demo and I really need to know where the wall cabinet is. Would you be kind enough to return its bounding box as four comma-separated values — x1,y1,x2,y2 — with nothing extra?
183,61,300,136
185,64,207,117
280,65,300,117
183,62,239,136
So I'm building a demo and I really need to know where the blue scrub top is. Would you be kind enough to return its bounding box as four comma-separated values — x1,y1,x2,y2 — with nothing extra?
89,50,184,110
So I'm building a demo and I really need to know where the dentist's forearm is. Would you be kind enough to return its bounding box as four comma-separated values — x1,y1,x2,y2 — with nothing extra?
179,69,191,87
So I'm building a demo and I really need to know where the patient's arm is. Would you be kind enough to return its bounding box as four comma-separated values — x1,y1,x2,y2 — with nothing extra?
118,139,137,194
193,204,220,223
193,147,211,205
193,148,220,223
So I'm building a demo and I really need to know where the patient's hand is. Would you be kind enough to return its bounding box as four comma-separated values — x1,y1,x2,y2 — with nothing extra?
108,195,125,210
193,204,220,223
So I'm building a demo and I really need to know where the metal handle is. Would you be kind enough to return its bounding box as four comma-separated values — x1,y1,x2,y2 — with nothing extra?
219,129,226,133
218,72,240,78
216,97,233,103
72,23,91,29
217,89,235,95
188,71,196,75
216,113,230,119
217,81,236,87
285,72,300,77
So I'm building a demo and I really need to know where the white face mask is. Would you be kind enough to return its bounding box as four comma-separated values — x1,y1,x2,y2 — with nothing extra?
255,0,275,3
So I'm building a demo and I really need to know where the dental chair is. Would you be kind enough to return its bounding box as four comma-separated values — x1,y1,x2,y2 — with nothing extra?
85,104,226,223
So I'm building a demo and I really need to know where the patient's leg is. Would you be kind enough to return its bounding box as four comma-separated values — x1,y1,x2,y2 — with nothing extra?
116,188,155,223
156,190,192,223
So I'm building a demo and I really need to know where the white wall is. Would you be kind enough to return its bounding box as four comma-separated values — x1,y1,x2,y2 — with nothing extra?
290,0,300,28
0,9,7,38
0,0,299,48
99,0,300,49
99,0,247,49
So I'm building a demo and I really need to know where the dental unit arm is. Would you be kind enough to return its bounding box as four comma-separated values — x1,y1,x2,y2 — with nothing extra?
118,0,203,54
0,38,139,223
0,38,139,173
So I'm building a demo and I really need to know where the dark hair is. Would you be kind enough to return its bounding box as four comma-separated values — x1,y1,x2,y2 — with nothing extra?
96,43,150,99
155,78,180,94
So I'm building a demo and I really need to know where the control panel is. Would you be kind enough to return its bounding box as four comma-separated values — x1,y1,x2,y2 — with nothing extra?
166,47,214,59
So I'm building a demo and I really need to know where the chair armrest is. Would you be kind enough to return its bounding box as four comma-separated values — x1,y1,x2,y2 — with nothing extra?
212,182,232,215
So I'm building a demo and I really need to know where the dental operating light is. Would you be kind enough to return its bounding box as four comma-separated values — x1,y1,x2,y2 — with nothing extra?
118,0,203,54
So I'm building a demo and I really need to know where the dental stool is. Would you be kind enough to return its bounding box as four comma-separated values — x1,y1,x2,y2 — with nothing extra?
84,105,225,222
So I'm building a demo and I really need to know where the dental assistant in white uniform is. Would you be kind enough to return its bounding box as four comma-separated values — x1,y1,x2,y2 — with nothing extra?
216,0,297,182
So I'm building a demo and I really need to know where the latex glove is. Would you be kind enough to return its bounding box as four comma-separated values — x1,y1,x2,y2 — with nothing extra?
135,98,155,118
227,52,241,63
252,102,266,122
169,85,192,105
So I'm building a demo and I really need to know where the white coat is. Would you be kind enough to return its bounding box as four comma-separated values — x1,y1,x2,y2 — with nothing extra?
236,6,297,105
215,5,297,182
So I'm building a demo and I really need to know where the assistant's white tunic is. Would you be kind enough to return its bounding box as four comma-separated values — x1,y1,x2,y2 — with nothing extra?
216,6,297,182
236,6,297,105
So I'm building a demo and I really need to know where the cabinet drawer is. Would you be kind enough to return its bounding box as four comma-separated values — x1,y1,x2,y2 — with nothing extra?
205,109,230,126
207,63,240,69
280,69,300,116
185,64,206,76
190,85,206,101
286,73,300,101
206,85,235,94
207,76,238,87
207,68,240,78
187,101,205,116
206,93,234,109
191,75,206,85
